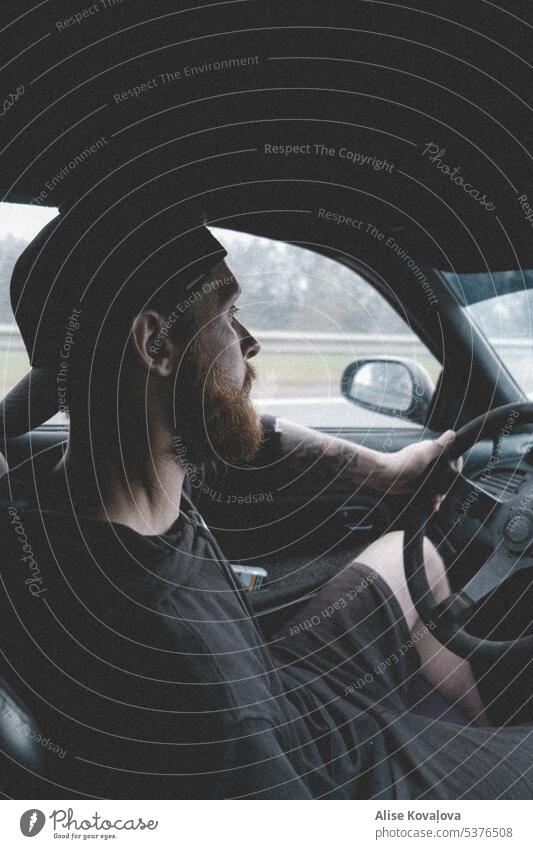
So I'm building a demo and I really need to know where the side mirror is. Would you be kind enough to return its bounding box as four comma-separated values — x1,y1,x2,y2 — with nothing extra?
341,358,435,425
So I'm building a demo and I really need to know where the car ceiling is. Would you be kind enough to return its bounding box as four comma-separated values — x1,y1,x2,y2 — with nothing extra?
1,0,533,272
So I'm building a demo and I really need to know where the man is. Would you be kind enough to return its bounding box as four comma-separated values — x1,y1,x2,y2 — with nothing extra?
0,197,532,799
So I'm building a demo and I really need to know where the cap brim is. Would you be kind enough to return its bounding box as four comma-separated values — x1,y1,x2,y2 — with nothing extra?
0,367,58,439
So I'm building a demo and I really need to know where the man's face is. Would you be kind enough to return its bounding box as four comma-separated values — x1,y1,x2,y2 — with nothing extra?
171,260,263,466
194,260,258,390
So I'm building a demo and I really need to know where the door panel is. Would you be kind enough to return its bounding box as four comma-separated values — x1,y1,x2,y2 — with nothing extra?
198,426,440,611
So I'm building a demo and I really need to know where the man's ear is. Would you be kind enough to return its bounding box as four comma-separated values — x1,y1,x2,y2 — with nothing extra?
130,310,178,377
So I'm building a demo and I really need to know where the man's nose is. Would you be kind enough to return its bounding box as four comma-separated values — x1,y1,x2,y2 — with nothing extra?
239,324,261,359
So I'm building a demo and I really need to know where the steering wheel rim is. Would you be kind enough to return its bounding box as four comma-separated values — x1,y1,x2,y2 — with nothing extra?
404,403,533,662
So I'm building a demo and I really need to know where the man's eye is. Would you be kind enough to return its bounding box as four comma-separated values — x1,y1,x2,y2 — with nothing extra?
228,306,240,320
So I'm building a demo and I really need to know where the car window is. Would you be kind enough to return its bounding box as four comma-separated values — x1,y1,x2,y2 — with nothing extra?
0,206,441,432
211,227,441,429
0,202,60,420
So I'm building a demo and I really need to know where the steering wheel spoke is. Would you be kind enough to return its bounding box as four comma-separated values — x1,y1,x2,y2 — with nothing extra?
461,546,533,606
449,470,505,524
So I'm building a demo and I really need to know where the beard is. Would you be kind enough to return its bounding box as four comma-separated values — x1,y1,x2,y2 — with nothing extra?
171,341,263,467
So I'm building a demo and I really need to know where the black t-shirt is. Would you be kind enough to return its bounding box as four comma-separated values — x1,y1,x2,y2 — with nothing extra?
0,463,393,799
4,462,533,800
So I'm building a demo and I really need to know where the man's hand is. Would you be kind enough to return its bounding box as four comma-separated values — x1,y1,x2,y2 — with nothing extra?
373,430,462,508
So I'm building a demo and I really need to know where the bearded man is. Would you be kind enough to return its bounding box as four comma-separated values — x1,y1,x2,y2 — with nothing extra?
1,194,532,800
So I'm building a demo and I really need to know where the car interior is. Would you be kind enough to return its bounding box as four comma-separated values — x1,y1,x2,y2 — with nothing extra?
2,0,533,795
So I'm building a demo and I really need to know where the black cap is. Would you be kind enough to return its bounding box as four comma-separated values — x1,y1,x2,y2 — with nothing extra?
0,198,227,437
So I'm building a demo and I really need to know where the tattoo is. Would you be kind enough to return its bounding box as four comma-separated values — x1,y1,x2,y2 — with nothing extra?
282,436,359,486
198,426,362,503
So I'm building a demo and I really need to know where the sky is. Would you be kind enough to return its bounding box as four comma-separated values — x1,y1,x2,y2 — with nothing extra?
0,202,58,240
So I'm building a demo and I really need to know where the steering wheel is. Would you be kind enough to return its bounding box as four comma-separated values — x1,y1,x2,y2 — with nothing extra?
403,403,533,661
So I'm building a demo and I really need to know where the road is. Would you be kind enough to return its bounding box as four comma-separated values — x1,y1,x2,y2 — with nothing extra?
253,396,421,430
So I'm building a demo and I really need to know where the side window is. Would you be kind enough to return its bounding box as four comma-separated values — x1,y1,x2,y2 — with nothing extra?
211,228,442,430
0,211,441,432
0,204,58,407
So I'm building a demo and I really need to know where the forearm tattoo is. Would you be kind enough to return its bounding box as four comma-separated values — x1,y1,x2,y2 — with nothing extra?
281,436,359,486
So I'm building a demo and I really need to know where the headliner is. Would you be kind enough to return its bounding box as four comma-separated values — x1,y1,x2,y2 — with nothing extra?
1,0,532,271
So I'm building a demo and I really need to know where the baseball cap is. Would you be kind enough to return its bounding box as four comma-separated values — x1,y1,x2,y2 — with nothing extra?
0,197,227,438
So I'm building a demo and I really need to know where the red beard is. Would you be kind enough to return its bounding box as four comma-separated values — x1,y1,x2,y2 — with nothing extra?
172,347,262,467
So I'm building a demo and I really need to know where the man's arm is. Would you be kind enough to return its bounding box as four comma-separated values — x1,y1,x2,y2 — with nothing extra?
194,415,457,519
265,415,457,495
